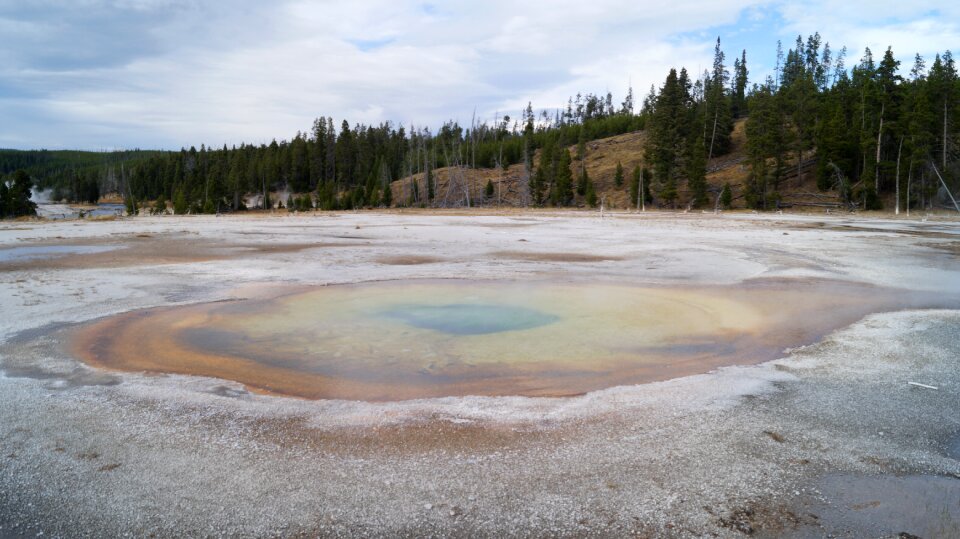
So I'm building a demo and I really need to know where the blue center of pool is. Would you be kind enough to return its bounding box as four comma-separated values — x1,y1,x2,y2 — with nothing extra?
381,303,560,335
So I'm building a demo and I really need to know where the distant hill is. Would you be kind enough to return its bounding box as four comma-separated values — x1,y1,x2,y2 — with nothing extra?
391,119,846,211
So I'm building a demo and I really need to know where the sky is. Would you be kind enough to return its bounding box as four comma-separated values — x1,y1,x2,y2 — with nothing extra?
0,0,957,151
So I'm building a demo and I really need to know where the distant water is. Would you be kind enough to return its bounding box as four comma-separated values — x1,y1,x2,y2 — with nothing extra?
0,245,117,263
36,203,125,219
85,203,126,217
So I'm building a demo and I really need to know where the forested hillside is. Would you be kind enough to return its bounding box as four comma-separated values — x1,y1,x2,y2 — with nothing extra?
0,149,158,204
3,34,958,214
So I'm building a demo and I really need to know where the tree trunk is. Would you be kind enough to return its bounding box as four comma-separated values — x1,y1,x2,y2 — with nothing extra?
921,170,925,210
708,108,719,160
640,169,645,212
930,162,960,214
797,149,802,186
875,102,884,192
906,163,912,217
895,136,903,215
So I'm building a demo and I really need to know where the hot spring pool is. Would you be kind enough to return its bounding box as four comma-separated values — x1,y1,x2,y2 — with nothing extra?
71,279,937,401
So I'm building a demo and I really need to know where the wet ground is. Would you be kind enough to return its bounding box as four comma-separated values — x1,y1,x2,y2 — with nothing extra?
785,474,960,538
0,244,118,263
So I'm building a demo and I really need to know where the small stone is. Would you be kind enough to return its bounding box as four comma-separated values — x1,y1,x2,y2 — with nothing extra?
424,503,432,510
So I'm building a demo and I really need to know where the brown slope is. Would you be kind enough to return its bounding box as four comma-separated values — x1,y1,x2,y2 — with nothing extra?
389,130,650,209
389,118,843,210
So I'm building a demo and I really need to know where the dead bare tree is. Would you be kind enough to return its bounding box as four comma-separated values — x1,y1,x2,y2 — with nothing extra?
906,163,912,217
895,136,903,215
930,162,960,214
827,161,855,210
875,102,884,192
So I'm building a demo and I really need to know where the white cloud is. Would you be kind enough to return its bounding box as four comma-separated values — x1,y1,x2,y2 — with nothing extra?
776,0,960,60
0,0,952,149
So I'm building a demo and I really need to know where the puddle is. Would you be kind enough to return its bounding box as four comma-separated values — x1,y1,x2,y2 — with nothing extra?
0,245,117,263
67,278,956,401
787,474,960,538
948,433,960,460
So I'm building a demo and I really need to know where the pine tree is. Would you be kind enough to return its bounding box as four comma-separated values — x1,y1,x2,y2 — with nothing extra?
928,51,958,171
585,178,597,207
704,37,734,158
556,148,574,206
745,84,789,209
781,35,819,186
5,170,37,217
660,176,678,208
408,178,419,207
484,179,494,199
614,161,624,187
382,182,392,207
426,166,435,201
152,193,167,215
173,188,188,214
621,85,635,115
125,194,139,216
0,180,8,219
645,68,686,206
720,183,733,209
532,166,546,206
642,167,653,205
731,50,749,118
532,141,552,205
576,166,588,195
870,46,902,201
686,135,708,208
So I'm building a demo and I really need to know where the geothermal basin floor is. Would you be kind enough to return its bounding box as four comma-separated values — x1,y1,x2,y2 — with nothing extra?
0,210,959,537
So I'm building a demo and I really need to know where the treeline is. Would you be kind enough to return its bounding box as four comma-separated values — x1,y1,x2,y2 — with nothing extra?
12,93,642,213
742,36,958,210
640,34,959,211
0,149,158,204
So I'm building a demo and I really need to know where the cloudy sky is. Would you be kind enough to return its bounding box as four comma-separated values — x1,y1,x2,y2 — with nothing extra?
1,0,956,150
